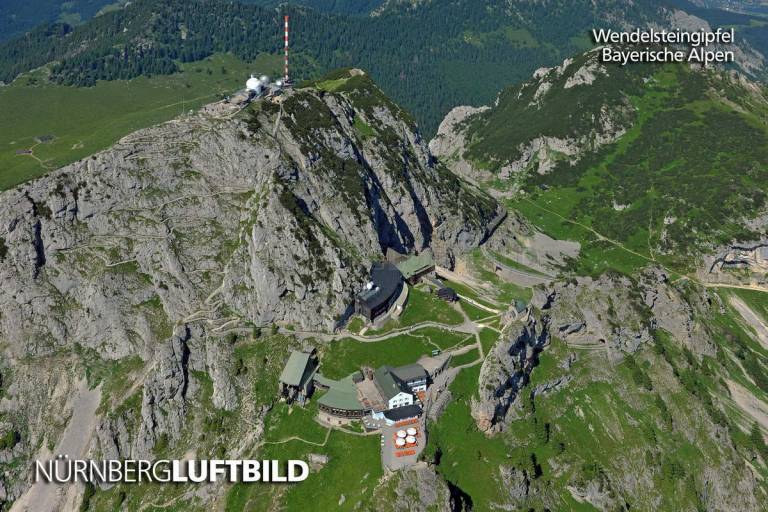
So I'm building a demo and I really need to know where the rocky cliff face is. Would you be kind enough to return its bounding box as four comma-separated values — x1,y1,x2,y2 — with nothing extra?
531,274,654,357
372,464,453,511
472,314,550,433
0,69,500,345
705,239,768,278
465,265,768,511
430,49,637,187
0,69,500,508
530,270,717,358
472,267,723,433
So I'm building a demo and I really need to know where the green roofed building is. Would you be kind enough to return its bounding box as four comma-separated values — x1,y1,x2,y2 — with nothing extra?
278,349,318,405
316,374,367,420
396,253,435,284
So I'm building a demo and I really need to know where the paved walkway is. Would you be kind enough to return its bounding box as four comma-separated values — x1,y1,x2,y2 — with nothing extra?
434,265,485,290
457,294,500,314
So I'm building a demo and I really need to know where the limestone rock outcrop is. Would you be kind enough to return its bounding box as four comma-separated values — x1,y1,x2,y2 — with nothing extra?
0,71,501,507
373,464,453,512
472,315,550,432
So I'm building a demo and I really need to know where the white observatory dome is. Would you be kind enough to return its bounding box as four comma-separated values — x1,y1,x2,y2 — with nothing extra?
246,75,262,92
259,75,270,84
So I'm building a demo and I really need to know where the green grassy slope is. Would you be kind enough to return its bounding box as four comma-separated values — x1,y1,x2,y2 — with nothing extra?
8,0,763,140
0,53,279,191
459,56,768,275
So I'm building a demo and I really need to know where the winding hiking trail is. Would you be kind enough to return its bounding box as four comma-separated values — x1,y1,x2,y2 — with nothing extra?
285,318,477,343
521,197,768,297
283,278,500,370
263,426,333,447
519,197,664,268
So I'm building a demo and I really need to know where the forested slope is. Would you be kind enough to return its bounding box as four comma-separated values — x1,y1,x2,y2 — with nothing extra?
428,46,768,511
433,50,768,273
2,0,765,135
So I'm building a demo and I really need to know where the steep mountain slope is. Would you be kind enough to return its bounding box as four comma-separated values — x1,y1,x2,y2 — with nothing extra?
0,0,381,44
421,50,768,511
0,70,500,509
0,0,119,42
433,48,768,273
440,271,768,510
2,5,768,511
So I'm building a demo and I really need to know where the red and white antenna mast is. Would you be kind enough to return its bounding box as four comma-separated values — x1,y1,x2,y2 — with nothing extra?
283,15,290,84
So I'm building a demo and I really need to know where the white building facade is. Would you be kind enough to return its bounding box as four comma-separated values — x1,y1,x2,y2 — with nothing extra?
388,390,414,410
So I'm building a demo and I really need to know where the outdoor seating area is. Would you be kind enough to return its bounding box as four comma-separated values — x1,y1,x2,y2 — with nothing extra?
381,418,425,469
393,425,421,454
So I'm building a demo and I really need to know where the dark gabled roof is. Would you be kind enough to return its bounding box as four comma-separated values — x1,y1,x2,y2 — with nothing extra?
374,365,411,401
437,287,458,300
390,364,428,383
357,262,403,310
383,404,422,422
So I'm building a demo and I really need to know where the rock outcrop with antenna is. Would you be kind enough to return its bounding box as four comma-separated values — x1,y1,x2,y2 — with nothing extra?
0,69,500,507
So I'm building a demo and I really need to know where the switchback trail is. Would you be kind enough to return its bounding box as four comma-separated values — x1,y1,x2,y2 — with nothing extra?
519,198,768,296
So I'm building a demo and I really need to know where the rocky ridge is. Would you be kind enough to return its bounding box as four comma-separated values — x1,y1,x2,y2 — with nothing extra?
430,49,635,185
372,463,453,511
0,70,501,508
706,240,768,276
472,313,550,433
467,264,767,511
472,267,722,432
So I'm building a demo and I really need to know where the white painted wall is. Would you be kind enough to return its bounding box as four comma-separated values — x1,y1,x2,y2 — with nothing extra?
387,391,414,410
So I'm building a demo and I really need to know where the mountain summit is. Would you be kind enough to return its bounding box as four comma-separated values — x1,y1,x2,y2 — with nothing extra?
0,68,504,506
